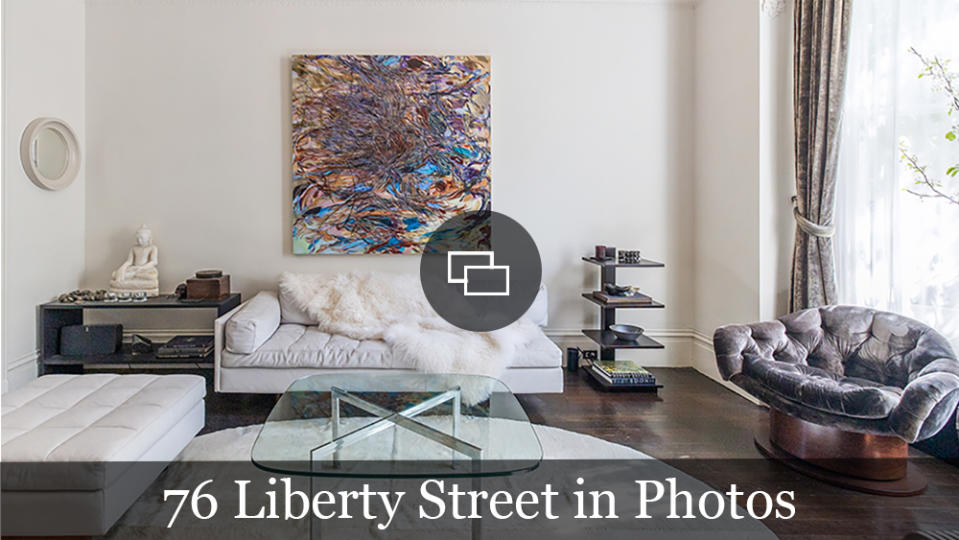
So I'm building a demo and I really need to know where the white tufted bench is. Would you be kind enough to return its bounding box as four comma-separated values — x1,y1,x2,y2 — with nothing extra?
1,373,205,536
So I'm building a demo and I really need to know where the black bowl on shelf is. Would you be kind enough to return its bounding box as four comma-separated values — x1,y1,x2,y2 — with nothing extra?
608,324,645,341
604,283,631,296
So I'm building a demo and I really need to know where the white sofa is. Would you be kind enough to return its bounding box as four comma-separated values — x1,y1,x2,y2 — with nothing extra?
1,374,205,536
214,283,563,394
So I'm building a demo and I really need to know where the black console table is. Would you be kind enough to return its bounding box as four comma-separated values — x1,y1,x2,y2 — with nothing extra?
39,294,241,375
581,257,664,391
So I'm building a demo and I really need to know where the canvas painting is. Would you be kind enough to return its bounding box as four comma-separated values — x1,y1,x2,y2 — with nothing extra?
291,55,491,254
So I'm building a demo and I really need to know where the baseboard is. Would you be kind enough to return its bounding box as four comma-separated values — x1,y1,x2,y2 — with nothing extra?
688,330,762,405
4,351,39,392
8,350,39,370
544,327,762,405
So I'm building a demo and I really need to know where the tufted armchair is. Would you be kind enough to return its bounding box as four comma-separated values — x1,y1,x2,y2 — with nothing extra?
714,305,959,444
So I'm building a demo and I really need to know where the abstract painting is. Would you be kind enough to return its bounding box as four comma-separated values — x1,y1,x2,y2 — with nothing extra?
291,55,491,254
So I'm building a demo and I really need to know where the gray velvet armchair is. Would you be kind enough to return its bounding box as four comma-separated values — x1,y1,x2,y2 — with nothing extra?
714,305,959,443
714,305,959,494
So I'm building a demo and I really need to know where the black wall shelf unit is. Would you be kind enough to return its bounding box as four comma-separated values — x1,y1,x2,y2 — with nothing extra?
581,256,665,391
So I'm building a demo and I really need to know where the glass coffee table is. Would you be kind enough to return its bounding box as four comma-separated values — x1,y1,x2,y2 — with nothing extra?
251,372,543,478
251,373,541,539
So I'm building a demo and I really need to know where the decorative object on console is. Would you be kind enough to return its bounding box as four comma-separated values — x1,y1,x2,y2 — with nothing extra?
714,305,959,495
594,245,607,259
57,289,109,303
195,269,223,279
605,246,617,260
19,117,81,191
59,324,122,356
109,224,159,296
291,55,491,254
186,269,230,299
617,249,642,264
131,334,153,354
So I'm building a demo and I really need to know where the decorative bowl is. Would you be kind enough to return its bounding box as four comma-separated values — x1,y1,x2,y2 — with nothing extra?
604,283,631,296
609,324,645,341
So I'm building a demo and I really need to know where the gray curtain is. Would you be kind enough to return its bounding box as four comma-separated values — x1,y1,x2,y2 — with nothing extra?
790,0,853,312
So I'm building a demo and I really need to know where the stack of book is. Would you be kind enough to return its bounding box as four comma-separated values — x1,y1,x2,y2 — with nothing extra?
156,335,214,359
591,290,654,305
590,360,657,386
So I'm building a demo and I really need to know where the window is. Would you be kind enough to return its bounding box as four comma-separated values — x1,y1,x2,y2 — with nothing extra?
836,0,959,348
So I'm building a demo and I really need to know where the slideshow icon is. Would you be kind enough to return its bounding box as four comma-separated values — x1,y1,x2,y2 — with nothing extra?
446,251,510,297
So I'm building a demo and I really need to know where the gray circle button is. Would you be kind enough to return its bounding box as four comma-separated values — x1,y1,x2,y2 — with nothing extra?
420,211,542,332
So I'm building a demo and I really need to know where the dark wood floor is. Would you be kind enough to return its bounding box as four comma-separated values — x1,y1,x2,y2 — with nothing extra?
205,368,959,540
520,368,959,540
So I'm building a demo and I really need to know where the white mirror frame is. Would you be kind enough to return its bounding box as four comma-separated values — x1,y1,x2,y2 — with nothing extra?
19,117,81,191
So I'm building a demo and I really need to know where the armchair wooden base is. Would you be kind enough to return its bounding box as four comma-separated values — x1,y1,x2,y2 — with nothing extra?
755,409,927,496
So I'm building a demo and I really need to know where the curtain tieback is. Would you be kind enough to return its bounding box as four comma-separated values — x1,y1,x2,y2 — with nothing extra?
791,195,835,238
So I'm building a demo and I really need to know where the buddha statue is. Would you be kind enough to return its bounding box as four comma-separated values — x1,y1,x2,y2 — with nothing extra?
110,225,160,296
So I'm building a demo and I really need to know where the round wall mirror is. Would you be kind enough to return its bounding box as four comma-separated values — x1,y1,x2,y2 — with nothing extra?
20,117,81,191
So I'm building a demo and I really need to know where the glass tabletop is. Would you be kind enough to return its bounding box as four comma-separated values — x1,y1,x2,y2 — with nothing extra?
251,372,543,478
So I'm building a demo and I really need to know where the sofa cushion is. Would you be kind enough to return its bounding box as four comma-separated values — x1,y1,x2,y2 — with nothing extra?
516,330,562,368
279,286,317,325
226,291,281,354
222,325,398,369
743,356,902,419
221,323,562,370
1,374,205,490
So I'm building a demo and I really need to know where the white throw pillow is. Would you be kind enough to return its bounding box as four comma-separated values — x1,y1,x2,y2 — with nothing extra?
225,291,281,354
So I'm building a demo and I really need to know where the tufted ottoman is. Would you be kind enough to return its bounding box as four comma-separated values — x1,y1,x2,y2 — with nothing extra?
1,374,205,536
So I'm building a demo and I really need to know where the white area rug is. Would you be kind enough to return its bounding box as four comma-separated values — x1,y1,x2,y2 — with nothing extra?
108,424,776,538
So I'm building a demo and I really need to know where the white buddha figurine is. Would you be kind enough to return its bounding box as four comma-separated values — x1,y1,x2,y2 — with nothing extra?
110,225,160,296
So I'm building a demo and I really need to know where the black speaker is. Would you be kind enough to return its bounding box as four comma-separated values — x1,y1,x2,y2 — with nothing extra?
60,324,123,356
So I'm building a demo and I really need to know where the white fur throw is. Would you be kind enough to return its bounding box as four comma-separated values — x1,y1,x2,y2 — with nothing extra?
278,272,539,401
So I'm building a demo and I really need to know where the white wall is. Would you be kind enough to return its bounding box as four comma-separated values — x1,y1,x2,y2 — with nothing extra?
0,0,786,392
84,0,697,355
686,0,795,402
758,0,795,321
1,0,86,391
688,0,761,392
691,0,760,332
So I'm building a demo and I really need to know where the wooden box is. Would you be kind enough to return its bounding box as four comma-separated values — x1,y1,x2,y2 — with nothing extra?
186,275,231,299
